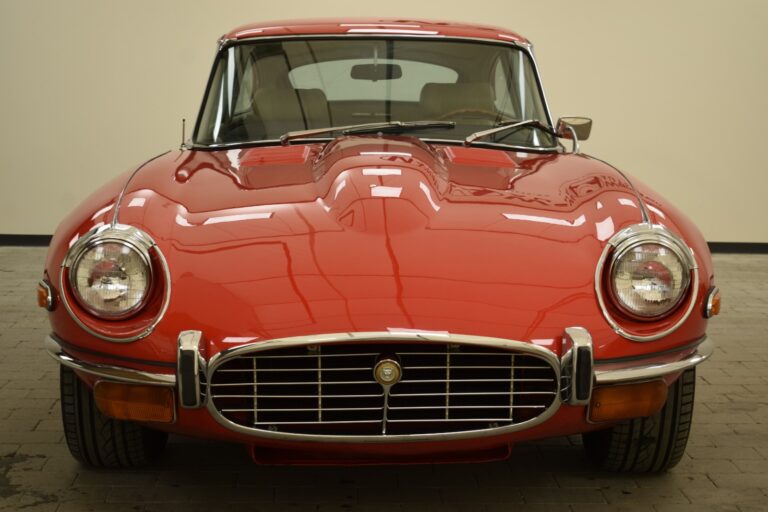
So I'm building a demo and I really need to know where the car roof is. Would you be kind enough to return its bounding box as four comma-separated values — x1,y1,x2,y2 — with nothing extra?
223,18,530,45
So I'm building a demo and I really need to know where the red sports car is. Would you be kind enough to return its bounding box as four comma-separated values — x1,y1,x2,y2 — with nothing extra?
40,18,718,472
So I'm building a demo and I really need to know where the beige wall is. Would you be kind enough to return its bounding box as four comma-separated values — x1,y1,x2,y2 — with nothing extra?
1,0,766,242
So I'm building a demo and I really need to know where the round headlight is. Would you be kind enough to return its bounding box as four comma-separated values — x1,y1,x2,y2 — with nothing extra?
610,242,690,318
70,241,151,318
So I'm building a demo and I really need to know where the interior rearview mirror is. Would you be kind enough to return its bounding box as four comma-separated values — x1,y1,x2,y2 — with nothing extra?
556,116,592,141
350,64,403,81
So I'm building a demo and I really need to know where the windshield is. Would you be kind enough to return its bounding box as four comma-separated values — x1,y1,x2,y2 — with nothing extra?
193,38,556,149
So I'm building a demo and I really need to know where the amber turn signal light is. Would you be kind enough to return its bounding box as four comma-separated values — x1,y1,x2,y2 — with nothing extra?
588,380,668,423
94,382,175,423
706,288,721,318
37,281,53,310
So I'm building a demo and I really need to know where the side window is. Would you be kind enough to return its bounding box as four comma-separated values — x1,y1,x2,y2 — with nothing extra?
289,59,457,101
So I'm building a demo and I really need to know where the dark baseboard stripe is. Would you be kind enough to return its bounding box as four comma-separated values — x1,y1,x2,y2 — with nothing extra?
1,234,767,253
708,242,768,254
0,234,53,247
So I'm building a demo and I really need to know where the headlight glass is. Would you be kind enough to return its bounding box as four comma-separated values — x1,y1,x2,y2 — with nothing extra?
71,241,150,317
611,243,690,318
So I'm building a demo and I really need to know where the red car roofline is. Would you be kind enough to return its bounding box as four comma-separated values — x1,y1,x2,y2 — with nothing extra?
223,18,530,45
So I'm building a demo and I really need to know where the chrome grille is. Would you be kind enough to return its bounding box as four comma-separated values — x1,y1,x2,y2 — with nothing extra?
209,342,558,437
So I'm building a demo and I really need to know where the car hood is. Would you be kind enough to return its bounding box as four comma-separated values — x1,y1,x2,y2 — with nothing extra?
102,136,650,351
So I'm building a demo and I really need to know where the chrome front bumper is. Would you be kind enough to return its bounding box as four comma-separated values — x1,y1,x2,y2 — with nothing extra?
45,335,176,386
45,329,714,404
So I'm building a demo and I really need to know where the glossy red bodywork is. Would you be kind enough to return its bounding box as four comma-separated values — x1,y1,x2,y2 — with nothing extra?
43,20,714,464
224,18,529,44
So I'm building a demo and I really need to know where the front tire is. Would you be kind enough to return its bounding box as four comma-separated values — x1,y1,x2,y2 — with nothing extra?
60,366,168,468
582,368,696,473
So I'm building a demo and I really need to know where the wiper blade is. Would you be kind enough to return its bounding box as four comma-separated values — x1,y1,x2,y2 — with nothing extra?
280,120,455,145
464,119,555,146
344,120,455,135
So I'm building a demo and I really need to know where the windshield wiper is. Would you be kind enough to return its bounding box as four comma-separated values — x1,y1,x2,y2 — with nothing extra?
280,120,455,145
464,119,556,146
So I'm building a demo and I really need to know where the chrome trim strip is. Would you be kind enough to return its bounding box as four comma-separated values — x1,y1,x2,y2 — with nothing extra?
525,43,556,134
594,224,700,342
594,337,713,384
190,135,559,154
217,36,230,52
228,33,529,46
59,224,172,343
205,331,562,443
594,336,705,365
177,330,204,408
585,155,651,224
188,137,560,154
111,151,170,227
44,335,175,386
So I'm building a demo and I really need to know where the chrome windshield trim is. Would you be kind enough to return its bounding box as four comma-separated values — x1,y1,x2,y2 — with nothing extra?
195,34,557,146
59,224,172,343
217,35,231,52
594,224,700,342
205,331,563,443
45,335,176,386
224,33,533,52
524,43,555,132
189,137,561,154
595,336,713,384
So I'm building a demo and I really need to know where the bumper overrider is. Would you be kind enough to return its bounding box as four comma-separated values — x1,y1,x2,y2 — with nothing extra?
45,328,713,443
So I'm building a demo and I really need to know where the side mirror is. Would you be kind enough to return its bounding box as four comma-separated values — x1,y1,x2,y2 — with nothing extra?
557,117,592,140
556,116,592,153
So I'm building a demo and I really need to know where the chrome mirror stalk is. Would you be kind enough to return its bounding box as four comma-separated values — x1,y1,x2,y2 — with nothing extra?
564,124,580,153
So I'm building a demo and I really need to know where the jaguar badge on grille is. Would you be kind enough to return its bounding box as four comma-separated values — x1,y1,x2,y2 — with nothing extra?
374,359,402,386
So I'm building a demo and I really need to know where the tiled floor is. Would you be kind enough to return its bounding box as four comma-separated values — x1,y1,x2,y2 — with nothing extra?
0,247,766,511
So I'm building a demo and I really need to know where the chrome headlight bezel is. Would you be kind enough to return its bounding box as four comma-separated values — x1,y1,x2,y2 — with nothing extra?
607,236,692,319
595,224,699,342
60,223,171,343
67,237,153,319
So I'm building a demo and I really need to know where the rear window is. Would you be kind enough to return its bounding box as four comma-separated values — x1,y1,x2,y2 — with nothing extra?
289,59,458,101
